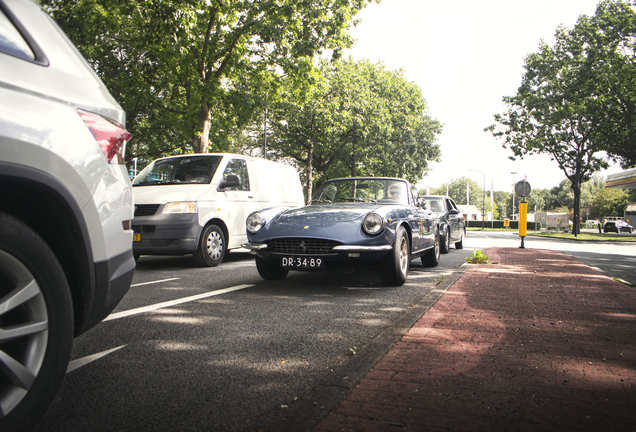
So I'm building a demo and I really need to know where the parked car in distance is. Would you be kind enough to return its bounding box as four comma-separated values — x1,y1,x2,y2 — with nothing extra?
0,0,135,430
132,154,305,266
242,177,440,286
603,220,634,233
419,195,465,253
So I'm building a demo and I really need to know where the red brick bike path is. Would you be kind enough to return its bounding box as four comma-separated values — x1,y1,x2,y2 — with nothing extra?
313,247,636,431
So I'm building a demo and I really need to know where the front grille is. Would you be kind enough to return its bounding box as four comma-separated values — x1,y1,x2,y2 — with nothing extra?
267,238,340,255
135,204,160,217
132,225,156,234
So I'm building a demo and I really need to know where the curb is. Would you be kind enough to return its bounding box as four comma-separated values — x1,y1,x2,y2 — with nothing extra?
260,262,472,432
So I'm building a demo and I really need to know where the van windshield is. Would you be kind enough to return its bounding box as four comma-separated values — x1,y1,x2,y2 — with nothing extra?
133,156,222,186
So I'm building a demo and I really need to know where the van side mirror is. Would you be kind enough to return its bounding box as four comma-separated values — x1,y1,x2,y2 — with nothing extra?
218,174,240,190
449,209,459,215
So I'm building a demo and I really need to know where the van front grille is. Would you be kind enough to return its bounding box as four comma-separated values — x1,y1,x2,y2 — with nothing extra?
135,204,160,217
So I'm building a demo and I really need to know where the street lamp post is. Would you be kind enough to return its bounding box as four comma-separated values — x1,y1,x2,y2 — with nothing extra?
511,171,517,220
470,169,485,229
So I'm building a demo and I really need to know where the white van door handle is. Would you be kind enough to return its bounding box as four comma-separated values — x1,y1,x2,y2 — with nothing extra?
248,195,254,199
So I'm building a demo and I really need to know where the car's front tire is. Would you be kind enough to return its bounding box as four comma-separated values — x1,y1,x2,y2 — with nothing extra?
421,229,440,267
440,226,450,254
255,256,289,280
0,211,74,432
455,228,465,249
194,224,226,267
380,226,410,286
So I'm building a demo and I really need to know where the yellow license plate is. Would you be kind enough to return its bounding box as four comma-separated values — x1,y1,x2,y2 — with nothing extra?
133,233,141,242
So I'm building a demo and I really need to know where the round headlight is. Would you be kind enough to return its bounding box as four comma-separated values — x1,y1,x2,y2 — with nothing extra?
362,212,386,235
246,212,266,234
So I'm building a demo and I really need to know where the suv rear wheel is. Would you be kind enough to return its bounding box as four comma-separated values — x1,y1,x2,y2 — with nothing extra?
0,211,73,432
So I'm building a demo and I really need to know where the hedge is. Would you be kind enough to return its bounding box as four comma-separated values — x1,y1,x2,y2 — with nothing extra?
466,220,542,230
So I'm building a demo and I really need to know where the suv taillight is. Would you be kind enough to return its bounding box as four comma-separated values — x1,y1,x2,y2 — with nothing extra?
78,109,132,165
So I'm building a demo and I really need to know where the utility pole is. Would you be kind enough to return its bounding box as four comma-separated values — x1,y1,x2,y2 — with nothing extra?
470,169,485,229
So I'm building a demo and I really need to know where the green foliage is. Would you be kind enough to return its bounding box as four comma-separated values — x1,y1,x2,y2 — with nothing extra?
572,0,636,169
485,1,636,234
250,58,442,200
466,250,492,264
39,0,375,165
589,188,629,219
432,177,496,217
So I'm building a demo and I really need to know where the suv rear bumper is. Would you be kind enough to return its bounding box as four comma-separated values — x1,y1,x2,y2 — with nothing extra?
81,249,136,334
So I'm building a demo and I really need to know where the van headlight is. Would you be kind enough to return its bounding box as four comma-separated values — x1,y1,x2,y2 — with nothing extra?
362,212,386,235
246,212,265,234
162,202,197,214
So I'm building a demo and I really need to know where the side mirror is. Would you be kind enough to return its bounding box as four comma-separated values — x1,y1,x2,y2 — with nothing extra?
449,209,460,215
218,174,240,190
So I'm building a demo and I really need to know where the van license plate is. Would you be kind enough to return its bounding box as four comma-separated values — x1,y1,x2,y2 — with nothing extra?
133,233,141,242
281,256,324,269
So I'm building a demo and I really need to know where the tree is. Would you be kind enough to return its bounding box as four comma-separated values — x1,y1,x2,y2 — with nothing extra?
40,0,375,162
260,58,442,201
573,0,636,169
493,191,510,220
433,177,484,212
589,188,629,219
486,13,613,235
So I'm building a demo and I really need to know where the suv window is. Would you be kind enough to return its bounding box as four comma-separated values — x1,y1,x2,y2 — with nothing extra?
0,8,34,60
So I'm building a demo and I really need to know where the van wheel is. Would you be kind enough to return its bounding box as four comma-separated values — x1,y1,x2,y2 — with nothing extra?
0,211,73,432
194,224,226,267
255,256,289,280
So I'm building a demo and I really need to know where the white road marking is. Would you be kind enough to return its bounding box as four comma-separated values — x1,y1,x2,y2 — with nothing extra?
131,277,180,287
67,284,255,372
66,345,126,373
103,284,254,322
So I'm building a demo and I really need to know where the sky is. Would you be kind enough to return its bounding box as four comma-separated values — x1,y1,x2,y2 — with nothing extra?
344,0,624,194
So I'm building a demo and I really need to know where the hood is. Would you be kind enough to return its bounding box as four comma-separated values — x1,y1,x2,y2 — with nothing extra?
277,203,381,224
256,203,393,241
132,184,211,204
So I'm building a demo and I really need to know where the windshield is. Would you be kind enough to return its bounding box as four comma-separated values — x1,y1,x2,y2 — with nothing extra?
311,178,409,205
133,156,222,186
425,197,445,213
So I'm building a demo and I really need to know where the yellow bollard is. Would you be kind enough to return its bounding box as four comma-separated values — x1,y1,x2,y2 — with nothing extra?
519,201,527,248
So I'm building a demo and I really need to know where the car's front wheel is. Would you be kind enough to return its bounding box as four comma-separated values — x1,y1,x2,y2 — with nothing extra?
421,229,440,267
380,226,410,286
194,224,226,267
255,256,289,280
0,211,73,432
440,227,450,254
455,228,465,249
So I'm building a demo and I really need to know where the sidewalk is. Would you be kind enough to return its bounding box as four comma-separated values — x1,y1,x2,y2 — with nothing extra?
313,247,636,431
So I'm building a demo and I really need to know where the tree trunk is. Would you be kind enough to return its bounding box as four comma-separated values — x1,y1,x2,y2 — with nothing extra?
306,142,314,204
572,164,581,237
194,99,211,153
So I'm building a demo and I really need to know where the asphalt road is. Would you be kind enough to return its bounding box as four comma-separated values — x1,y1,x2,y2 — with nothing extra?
34,231,634,431
34,245,471,432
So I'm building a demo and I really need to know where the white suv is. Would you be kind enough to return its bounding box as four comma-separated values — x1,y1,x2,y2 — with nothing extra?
0,0,135,430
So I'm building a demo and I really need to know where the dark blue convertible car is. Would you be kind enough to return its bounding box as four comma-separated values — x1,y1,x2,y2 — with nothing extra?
242,177,440,285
